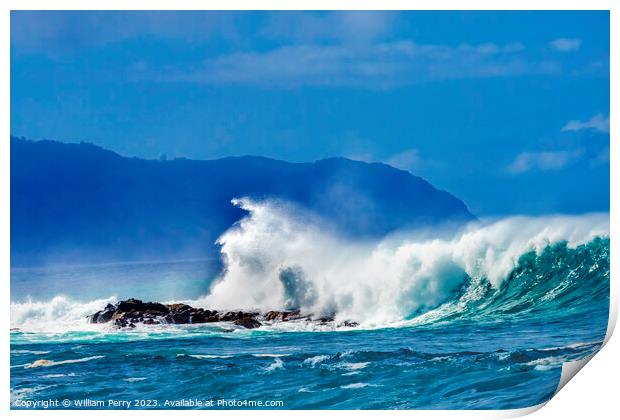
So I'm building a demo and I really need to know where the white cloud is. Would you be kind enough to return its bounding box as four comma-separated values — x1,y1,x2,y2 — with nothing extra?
386,149,423,172
160,40,555,88
507,149,583,174
561,114,610,134
549,38,582,52
261,11,397,45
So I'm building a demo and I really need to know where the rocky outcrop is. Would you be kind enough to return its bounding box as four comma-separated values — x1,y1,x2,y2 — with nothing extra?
88,299,229,328
88,299,358,330
233,317,262,329
264,310,306,322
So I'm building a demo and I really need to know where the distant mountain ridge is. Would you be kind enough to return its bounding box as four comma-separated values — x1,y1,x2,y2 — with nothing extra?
10,137,475,267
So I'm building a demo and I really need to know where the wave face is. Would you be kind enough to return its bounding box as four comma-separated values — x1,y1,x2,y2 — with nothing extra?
199,199,609,327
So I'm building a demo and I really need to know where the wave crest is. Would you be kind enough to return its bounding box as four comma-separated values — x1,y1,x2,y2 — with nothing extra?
199,198,609,326
10,199,609,332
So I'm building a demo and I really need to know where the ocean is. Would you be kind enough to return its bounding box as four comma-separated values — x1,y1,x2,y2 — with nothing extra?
10,206,610,409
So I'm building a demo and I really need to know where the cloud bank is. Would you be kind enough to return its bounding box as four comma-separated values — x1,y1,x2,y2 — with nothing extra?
155,41,558,88
12,11,594,89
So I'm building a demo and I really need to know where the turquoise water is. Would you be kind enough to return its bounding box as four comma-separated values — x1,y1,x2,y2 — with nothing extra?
10,238,610,409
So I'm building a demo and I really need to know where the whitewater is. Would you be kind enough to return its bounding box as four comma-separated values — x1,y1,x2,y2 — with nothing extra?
10,199,611,409
12,199,609,331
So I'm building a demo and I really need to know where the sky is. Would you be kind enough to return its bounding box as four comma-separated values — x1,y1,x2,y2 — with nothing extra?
10,11,610,216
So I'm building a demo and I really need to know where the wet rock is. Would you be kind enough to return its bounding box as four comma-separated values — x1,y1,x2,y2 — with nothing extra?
90,303,116,323
317,316,336,324
233,317,262,329
111,311,126,321
116,299,168,315
168,303,192,312
221,311,246,321
113,318,132,328
169,309,192,324
264,310,303,322
88,299,352,329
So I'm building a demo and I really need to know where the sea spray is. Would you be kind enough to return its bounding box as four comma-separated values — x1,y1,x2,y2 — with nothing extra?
10,295,118,333
200,198,609,325
9,199,609,332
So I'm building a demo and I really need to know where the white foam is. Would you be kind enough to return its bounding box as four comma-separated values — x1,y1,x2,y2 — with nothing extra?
199,198,609,326
336,362,369,371
10,295,117,333
253,353,290,358
186,354,233,359
342,371,360,376
303,355,330,366
341,382,380,389
24,355,105,369
10,385,54,403
41,373,75,378
264,357,284,371
11,349,50,355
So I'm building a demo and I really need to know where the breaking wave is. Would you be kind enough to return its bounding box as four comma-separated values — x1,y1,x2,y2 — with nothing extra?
198,199,609,326
10,296,118,333
10,198,609,332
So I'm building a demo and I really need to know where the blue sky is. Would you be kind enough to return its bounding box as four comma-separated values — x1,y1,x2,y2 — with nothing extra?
10,11,610,216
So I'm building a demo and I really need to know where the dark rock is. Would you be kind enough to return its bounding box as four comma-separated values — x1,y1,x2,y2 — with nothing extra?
113,318,128,328
317,316,335,323
263,310,305,322
90,303,116,323
233,318,262,329
89,299,172,326
169,309,191,324
165,306,221,324
220,311,257,322
220,311,241,321
111,311,126,321
190,311,206,323
88,299,352,329
115,298,143,313
130,299,169,315
167,303,192,312
114,299,169,318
